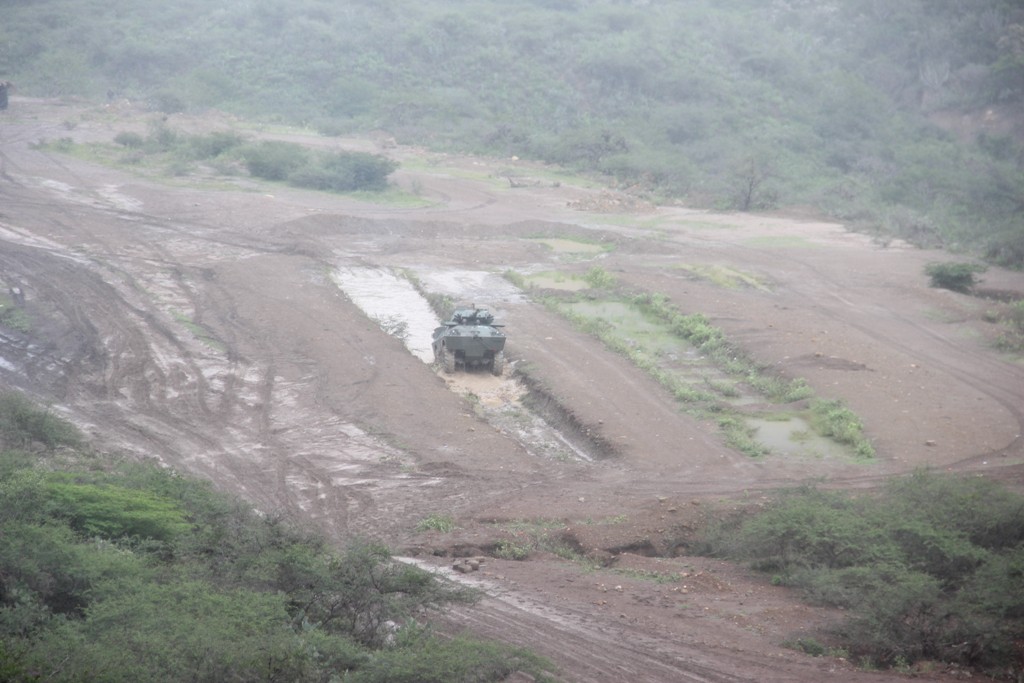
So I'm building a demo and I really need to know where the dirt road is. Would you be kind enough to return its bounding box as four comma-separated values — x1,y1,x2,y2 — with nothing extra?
2,99,1022,681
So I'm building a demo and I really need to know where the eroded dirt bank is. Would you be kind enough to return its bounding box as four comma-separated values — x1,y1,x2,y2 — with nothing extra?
2,99,1022,682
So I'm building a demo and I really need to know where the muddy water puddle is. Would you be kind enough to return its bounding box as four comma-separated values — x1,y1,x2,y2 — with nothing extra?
330,266,595,462
746,415,847,458
332,267,439,361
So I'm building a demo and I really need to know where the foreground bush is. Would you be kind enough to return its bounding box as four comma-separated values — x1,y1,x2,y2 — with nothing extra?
700,472,1024,674
0,394,556,683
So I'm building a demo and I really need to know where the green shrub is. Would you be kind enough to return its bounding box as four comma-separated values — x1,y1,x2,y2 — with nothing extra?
241,141,309,181
144,121,179,152
186,131,246,159
993,301,1024,353
289,151,397,192
43,476,192,542
0,393,81,449
582,266,617,290
808,398,874,457
416,514,455,533
493,539,531,561
349,628,555,683
924,261,987,293
0,299,30,332
0,393,541,683
149,90,186,114
113,131,144,148
700,472,1024,673
718,415,769,458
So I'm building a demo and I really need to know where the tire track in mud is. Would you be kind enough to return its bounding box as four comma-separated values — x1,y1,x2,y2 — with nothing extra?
743,246,1024,466
408,558,878,683
3,102,1008,682
1,120,321,512
645,228,1024,474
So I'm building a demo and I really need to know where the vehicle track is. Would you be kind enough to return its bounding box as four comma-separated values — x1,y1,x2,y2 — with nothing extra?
2,99,1017,682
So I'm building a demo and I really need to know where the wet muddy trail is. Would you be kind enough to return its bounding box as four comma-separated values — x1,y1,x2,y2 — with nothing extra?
2,99,1023,682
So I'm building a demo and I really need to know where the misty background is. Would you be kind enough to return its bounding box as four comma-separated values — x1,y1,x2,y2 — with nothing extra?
2,0,1022,265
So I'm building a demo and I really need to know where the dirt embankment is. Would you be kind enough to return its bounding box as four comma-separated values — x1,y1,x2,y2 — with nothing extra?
1,98,1022,682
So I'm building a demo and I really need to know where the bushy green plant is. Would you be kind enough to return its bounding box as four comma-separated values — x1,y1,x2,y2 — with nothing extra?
241,140,310,181
186,130,246,159
42,476,192,542
349,628,555,683
924,261,987,293
700,473,1024,673
416,514,455,533
493,539,531,561
0,393,551,683
0,393,81,449
289,151,397,192
144,121,179,152
718,415,769,458
0,299,30,332
113,131,144,148
993,301,1024,353
809,398,874,457
582,266,617,290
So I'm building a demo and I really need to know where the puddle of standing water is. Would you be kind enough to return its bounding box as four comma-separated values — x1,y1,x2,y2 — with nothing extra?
746,415,847,458
331,267,439,362
330,266,596,462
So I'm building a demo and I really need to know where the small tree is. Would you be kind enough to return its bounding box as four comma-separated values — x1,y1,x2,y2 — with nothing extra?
731,153,778,211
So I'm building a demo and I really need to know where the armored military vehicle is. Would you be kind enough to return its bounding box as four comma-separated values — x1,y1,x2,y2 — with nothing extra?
432,306,506,376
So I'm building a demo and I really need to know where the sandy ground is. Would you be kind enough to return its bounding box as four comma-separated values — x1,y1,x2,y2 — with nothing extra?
2,98,1023,682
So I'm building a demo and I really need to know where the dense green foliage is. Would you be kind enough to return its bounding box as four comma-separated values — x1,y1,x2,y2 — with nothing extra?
0,395,555,682
925,260,989,293
105,122,399,192
2,0,1021,264
700,472,1024,673
0,393,81,450
993,299,1024,351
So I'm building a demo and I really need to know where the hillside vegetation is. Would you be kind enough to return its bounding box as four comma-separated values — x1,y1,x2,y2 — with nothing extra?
699,475,1024,674
1,0,1022,265
0,393,555,683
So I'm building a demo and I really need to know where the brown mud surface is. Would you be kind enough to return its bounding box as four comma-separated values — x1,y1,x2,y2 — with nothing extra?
2,98,1023,682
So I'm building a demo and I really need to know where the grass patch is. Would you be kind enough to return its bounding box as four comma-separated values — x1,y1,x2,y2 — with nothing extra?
530,287,871,459
675,219,742,231
990,300,1024,354
488,519,590,564
526,236,610,255
582,266,617,289
742,235,816,248
39,125,400,197
718,415,771,458
610,567,680,584
514,270,589,292
808,398,874,458
172,311,226,352
676,263,770,291
415,514,456,533
0,295,30,333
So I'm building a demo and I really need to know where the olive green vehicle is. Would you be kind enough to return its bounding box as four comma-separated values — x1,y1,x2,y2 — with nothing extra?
432,306,506,376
